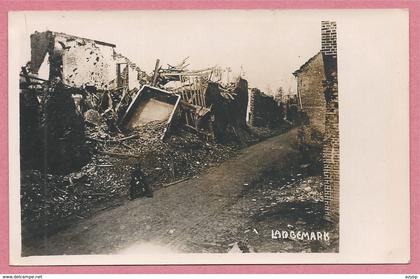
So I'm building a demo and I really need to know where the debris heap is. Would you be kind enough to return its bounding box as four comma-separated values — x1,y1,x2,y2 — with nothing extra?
20,34,292,241
20,77,89,173
21,123,238,240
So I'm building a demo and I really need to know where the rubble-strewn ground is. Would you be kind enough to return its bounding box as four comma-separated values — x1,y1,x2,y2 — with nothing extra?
21,122,287,242
171,174,338,254
230,174,338,253
22,128,338,256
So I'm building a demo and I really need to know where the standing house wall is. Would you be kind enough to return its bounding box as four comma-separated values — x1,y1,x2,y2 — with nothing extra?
294,52,326,134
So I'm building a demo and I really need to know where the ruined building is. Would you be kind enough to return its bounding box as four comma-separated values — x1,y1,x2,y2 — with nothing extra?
20,31,147,173
147,62,251,143
29,31,143,90
293,52,326,134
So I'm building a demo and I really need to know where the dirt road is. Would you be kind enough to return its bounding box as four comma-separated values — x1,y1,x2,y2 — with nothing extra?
23,128,302,256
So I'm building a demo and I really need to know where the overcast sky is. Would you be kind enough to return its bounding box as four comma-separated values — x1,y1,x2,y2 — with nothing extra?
12,10,324,94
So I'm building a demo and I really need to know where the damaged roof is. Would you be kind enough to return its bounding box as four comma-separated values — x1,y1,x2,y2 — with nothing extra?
32,30,116,48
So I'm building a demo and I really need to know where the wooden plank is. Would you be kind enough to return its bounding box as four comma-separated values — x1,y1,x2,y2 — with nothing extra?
202,88,206,107
188,90,198,104
161,92,181,140
200,88,205,107
151,59,160,86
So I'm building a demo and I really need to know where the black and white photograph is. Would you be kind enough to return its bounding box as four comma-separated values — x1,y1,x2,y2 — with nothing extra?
8,9,409,265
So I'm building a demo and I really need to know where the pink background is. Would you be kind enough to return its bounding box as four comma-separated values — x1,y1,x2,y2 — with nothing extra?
1,0,419,274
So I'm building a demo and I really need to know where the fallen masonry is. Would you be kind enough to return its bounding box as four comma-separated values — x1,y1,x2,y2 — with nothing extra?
20,31,293,242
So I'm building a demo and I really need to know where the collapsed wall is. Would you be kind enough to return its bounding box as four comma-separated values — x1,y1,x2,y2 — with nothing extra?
249,88,284,128
205,78,249,143
158,63,251,143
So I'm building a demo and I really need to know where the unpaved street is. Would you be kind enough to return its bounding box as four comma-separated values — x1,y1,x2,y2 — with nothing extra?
23,128,322,256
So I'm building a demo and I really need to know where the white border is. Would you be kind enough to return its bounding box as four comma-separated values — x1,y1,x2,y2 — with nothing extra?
8,9,410,265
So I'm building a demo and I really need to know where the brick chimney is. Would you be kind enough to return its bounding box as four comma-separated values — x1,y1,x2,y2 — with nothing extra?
321,21,337,56
321,21,339,222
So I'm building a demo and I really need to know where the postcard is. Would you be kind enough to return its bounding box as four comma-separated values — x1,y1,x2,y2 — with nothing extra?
8,9,409,265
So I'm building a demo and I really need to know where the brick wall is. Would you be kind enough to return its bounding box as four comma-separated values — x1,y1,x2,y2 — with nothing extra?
294,52,326,134
321,22,337,57
321,21,339,222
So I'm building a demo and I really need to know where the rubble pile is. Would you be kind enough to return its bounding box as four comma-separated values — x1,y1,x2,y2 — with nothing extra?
90,120,238,186
19,77,285,239
21,120,238,239
40,79,90,173
20,163,127,239
249,175,324,207
20,77,90,173
20,32,294,240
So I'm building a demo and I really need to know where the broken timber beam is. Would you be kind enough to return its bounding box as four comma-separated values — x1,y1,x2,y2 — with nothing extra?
151,59,160,86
